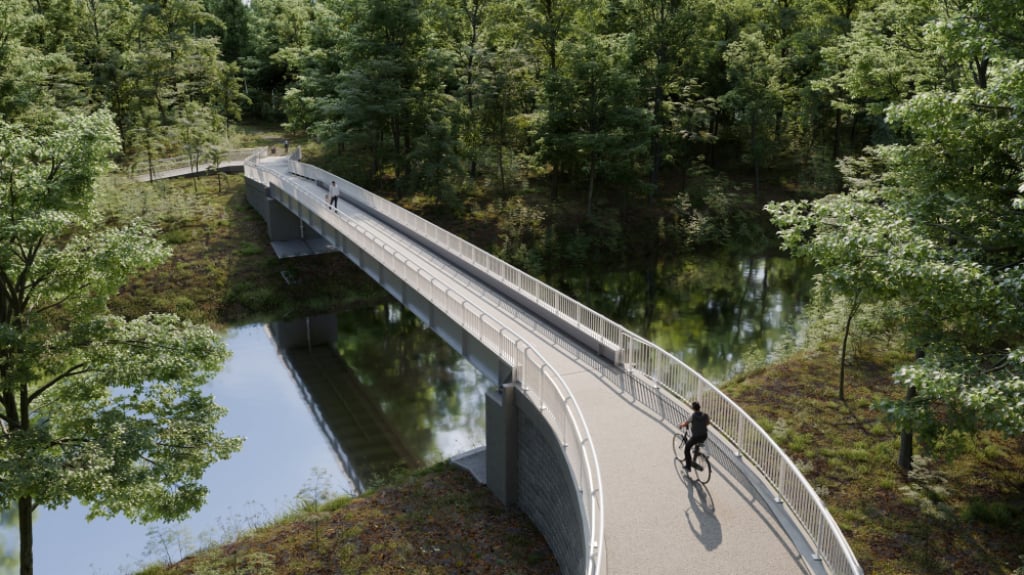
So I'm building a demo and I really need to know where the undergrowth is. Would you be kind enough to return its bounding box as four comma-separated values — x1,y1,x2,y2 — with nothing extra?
136,463,557,575
727,342,1024,575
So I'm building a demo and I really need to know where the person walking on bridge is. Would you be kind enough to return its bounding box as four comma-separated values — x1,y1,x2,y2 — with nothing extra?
678,401,710,471
330,180,340,209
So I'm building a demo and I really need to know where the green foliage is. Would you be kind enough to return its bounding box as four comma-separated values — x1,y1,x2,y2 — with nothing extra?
771,0,1024,440
0,0,84,122
492,197,548,274
720,31,785,176
541,34,652,213
239,241,265,256
226,284,278,312
962,498,1023,530
817,0,942,117
674,163,740,248
293,467,345,514
0,111,241,574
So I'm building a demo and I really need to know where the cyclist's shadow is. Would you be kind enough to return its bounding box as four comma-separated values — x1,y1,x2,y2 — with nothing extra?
675,458,722,550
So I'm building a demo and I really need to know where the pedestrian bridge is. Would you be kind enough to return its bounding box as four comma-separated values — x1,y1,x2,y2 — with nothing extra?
241,149,862,575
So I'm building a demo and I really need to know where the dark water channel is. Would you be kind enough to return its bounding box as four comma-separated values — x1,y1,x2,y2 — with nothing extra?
6,252,810,574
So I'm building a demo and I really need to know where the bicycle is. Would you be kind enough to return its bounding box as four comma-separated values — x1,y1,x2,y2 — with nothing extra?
673,429,711,484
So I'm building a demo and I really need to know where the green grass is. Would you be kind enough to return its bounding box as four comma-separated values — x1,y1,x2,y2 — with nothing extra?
101,173,384,327
136,464,557,575
727,343,1024,575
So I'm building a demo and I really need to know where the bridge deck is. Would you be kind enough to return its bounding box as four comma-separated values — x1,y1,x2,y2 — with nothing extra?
258,156,819,575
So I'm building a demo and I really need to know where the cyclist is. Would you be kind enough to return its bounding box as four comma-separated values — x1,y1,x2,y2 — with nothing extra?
678,401,710,471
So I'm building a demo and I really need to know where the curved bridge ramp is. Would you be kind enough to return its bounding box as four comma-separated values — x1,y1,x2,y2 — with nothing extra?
244,153,860,575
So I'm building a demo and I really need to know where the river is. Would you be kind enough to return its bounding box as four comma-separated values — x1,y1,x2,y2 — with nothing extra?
3,253,810,574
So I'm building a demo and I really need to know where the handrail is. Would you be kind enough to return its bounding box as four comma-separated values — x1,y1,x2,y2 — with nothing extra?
283,158,860,574
133,147,264,179
618,333,863,575
245,154,605,575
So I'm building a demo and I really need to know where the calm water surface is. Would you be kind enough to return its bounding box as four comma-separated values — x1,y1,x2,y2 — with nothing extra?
552,254,812,381
5,252,810,574
10,306,490,575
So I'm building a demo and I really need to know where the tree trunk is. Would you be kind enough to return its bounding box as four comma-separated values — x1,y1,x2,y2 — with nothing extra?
751,108,761,202
832,108,841,162
759,258,770,334
839,292,861,401
497,143,506,197
643,264,656,334
898,385,917,471
19,496,33,575
649,64,665,206
754,159,761,203
587,155,596,217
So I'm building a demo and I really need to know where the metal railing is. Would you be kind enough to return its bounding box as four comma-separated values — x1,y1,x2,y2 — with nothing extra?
249,150,864,575
281,156,859,574
133,147,264,180
618,333,862,575
246,154,605,575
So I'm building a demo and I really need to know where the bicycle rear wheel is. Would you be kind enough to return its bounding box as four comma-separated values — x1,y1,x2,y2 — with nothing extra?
673,433,688,461
692,452,711,484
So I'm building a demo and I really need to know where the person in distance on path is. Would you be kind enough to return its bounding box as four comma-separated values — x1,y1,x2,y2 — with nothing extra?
678,401,710,470
330,180,340,209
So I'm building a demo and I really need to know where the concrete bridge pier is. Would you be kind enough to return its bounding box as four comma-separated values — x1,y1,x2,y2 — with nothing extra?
265,194,309,242
486,384,518,507
246,178,332,257
486,384,587,575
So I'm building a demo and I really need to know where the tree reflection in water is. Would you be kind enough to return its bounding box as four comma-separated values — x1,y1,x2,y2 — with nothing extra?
338,303,488,463
551,254,812,383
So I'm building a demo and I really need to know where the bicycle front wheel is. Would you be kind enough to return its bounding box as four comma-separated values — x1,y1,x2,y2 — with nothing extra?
673,433,688,461
693,452,711,484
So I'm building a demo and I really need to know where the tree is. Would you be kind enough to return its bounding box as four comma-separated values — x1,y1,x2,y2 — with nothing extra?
0,110,242,575
175,100,223,191
243,0,318,118
543,34,651,215
609,0,714,197
427,0,491,179
56,0,247,159
719,30,786,200
814,0,943,147
288,0,455,195
203,0,250,62
0,0,86,122
769,0,1024,446
767,153,898,401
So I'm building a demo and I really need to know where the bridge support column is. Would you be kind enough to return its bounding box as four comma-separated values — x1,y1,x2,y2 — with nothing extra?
245,178,309,241
266,193,307,241
486,383,519,507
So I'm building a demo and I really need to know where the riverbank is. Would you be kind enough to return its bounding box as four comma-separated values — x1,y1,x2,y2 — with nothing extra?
129,341,1024,575
137,463,558,575
103,173,383,327
727,343,1024,575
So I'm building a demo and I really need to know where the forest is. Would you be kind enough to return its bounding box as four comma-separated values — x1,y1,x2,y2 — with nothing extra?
14,0,1018,458
1,0,1023,572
